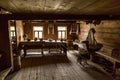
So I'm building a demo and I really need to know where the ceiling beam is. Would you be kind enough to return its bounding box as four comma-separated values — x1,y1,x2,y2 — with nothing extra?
1,13,120,20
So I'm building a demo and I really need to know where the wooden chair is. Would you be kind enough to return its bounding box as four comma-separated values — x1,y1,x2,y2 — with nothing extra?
67,40,73,50
77,41,90,65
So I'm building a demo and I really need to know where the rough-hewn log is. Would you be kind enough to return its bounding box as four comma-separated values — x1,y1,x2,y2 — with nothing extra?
79,20,120,55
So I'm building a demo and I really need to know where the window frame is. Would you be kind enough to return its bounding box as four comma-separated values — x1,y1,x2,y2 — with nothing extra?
10,26,16,38
33,26,43,39
57,26,67,39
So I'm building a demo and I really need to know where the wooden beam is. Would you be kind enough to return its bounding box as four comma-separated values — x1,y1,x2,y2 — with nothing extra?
1,14,120,20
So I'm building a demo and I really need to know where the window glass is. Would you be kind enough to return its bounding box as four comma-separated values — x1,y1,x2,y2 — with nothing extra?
33,26,43,39
58,32,61,39
13,32,15,36
58,27,66,31
57,26,67,39
10,26,15,31
33,26,43,31
62,32,65,38
11,32,13,37
35,32,38,38
10,26,15,37
39,32,42,38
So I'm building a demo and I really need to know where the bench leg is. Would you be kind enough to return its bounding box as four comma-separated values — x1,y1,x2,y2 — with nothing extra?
23,49,27,57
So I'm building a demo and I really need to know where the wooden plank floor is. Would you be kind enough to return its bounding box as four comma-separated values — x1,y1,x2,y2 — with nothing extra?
5,50,113,80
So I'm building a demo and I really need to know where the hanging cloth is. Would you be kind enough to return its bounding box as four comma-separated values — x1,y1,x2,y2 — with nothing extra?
86,28,96,45
76,23,80,35
48,25,50,34
69,24,73,34
52,24,54,34
48,23,54,34
86,28,103,52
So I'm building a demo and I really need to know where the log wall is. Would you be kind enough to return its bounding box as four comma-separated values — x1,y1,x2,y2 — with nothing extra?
23,22,79,40
79,20,120,55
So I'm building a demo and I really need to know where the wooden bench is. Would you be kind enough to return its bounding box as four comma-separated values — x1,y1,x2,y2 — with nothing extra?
0,67,12,80
19,41,67,56
96,51,120,75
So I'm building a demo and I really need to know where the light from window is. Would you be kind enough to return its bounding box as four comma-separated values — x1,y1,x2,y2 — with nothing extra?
62,32,65,38
33,26,43,31
39,32,42,38
10,26,15,30
58,27,66,31
33,26,43,39
58,32,61,39
11,31,16,37
35,32,38,38
58,26,67,39
10,26,15,37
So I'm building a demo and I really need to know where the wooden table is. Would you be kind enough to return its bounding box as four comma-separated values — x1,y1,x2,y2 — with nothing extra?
18,40,67,57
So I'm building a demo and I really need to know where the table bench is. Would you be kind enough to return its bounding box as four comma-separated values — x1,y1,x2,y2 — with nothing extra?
18,41,67,57
0,67,12,80
96,51,120,75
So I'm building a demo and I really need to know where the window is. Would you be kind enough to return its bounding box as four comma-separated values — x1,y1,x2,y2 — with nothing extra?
33,26,43,39
58,26,67,39
10,26,15,38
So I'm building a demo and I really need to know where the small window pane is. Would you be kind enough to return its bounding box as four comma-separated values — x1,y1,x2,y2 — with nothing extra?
39,32,42,38
58,32,61,39
62,32,65,38
34,26,43,31
14,32,16,36
35,32,38,38
58,27,66,31
11,32,13,37
10,26,15,30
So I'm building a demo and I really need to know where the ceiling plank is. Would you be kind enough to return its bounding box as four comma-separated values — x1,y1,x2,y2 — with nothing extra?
0,0,120,15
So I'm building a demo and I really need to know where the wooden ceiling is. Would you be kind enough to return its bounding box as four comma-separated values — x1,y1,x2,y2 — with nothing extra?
0,0,120,19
